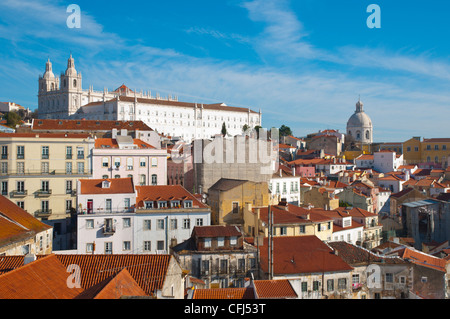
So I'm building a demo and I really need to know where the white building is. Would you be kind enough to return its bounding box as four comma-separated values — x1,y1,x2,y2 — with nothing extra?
346,99,373,145
373,150,404,174
269,168,301,205
76,179,211,254
38,56,262,142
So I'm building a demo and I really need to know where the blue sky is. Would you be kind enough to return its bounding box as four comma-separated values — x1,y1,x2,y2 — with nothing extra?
0,0,449,142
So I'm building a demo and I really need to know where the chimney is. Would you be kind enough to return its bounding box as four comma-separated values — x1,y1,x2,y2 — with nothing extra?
24,253,36,265
112,128,117,138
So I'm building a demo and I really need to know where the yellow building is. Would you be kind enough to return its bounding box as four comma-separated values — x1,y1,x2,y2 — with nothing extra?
243,203,334,242
207,178,269,226
403,137,450,167
0,132,94,250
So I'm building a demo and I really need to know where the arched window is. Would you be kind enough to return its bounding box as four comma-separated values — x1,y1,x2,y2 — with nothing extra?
151,174,157,185
365,130,370,140
356,131,361,140
73,79,77,88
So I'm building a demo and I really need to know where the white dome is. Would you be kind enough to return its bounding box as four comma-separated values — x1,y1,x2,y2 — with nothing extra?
346,99,373,143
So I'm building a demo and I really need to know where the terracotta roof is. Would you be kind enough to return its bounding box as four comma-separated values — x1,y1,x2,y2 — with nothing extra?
192,225,241,238
74,268,148,299
328,241,406,265
0,255,84,299
256,205,332,226
0,132,90,139
32,119,153,132
253,279,298,299
334,206,377,218
378,174,405,181
49,254,173,296
79,177,135,195
0,195,51,248
94,138,155,149
135,185,208,209
397,247,448,272
0,255,24,275
192,287,255,299
259,235,353,275
422,138,450,143
390,187,414,198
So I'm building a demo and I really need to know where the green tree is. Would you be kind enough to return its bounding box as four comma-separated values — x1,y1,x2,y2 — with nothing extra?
5,111,22,128
279,124,292,137
221,122,227,136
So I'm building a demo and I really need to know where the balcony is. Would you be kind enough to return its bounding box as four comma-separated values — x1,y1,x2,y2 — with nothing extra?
35,209,52,218
35,189,52,197
0,169,92,177
10,190,28,198
102,225,116,235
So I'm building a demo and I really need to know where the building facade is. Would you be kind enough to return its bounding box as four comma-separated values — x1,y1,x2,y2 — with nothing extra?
38,56,262,142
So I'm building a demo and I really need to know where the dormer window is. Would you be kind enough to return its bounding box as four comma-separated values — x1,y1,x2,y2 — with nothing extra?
144,201,154,209
171,200,180,208
158,201,167,208
184,200,193,208
102,180,110,188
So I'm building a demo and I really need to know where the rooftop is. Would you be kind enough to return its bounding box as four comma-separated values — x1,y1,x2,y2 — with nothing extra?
79,177,135,195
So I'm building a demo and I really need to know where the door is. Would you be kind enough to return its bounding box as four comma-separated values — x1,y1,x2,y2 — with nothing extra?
87,199,93,214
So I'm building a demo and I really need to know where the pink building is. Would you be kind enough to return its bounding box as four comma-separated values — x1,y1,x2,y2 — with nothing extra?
92,136,167,186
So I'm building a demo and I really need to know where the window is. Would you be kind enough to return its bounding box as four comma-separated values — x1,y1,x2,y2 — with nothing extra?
144,220,151,230
443,145,447,150
102,157,109,167
158,201,167,208
86,219,94,229
230,236,237,246
86,243,94,253
280,227,287,236
41,200,49,213
170,219,177,230
313,281,320,291
196,218,203,226
385,273,394,283
217,237,225,247
352,274,360,285
41,180,49,192
77,162,84,174
157,241,165,250
124,198,130,209
144,201,153,209
66,200,72,212
16,181,25,193
204,238,211,248
123,218,131,228
151,174,157,185
435,145,439,150
105,242,113,254
301,282,307,292
1,145,7,159
66,180,73,193
41,146,49,159
406,146,411,152
157,219,165,230
17,146,24,159
183,218,190,229
140,158,146,167
143,241,151,251
16,201,24,209
414,146,419,152
299,225,305,233
1,162,7,174
184,200,193,208
41,162,49,174
123,241,131,251
232,202,239,214
77,147,84,159
105,199,112,212
151,158,157,167
337,278,347,290
66,162,72,174
327,279,334,292
220,259,228,273
66,146,72,159
126,158,133,170
114,158,120,168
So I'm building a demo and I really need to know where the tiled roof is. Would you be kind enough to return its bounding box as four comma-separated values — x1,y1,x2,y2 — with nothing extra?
256,205,332,225
32,119,153,132
328,241,406,265
192,287,255,299
0,195,51,248
74,268,148,299
259,235,353,275
422,138,450,143
94,138,155,149
334,207,377,218
0,255,84,299
396,247,448,272
390,187,415,198
253,279,298,299
0,132,90,139
192,225,241,238
135,185,208,209
79,177,135,195
49,254,173,296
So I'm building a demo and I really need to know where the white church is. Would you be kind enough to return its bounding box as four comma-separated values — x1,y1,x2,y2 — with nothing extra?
38,55,262,141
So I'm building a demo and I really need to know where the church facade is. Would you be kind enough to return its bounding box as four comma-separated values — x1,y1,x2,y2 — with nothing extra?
37,55,262,142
